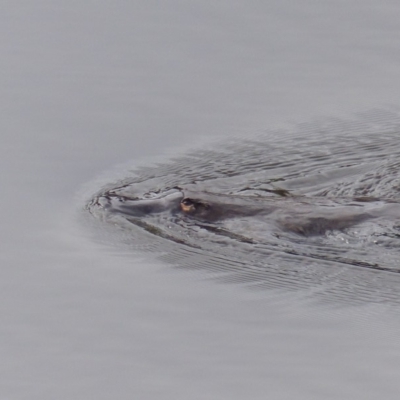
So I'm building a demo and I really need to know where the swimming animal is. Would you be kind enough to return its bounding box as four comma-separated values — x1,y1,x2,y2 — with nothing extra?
98,187,399,237
178,191,381,236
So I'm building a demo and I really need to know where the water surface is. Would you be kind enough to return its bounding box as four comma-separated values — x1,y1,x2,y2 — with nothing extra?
88,114,400,305
2,1,400,399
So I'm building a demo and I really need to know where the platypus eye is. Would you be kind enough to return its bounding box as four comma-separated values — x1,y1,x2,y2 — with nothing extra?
181,198,194,206
181,198,210,214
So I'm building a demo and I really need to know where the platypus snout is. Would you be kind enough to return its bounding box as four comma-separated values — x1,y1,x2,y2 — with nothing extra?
109,191,184,217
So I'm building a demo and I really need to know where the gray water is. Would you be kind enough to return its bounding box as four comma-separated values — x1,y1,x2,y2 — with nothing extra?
88,122,400,304
3,1,400,399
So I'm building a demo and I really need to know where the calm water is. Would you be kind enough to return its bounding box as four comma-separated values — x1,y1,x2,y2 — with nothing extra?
2,1,400,399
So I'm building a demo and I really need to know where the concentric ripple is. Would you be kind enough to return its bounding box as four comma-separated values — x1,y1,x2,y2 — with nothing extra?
86,111,400,304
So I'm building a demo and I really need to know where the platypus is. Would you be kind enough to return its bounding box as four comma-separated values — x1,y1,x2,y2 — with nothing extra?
101,188,398,237
178,192,387,236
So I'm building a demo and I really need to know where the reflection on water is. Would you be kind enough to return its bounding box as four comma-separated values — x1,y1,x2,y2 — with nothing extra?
87,111,400,305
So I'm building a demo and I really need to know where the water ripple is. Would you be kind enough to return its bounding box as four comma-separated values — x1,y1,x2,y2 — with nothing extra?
87,111,400,305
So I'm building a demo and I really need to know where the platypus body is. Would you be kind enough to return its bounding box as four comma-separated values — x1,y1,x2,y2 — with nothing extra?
178,191,379,236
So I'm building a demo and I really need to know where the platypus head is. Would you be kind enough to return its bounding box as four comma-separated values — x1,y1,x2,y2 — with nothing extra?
180,198,211,217
180,192,269,222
